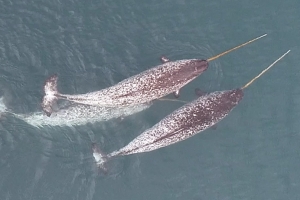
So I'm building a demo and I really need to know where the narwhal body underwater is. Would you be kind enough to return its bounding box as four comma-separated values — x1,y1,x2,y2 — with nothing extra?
42,34,267,116
0,97,150,127
92,50,290,168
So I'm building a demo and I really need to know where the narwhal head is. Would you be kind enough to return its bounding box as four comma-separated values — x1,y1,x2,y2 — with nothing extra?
189,59,209,75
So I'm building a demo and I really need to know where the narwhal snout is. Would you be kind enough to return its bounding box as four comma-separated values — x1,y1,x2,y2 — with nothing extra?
194,59,209,74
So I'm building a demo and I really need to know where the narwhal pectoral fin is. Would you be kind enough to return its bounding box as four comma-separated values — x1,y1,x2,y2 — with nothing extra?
160,56,170,63
41,74,59,117
173,90,180,98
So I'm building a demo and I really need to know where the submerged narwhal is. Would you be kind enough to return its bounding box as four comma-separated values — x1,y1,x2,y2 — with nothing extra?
92,50,290,169
0,97,151,127
42,34,267,116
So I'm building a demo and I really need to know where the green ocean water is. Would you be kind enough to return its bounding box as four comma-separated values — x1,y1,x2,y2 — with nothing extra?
0,0,299,199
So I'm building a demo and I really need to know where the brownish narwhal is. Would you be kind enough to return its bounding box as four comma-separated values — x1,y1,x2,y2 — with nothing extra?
92,50,290,169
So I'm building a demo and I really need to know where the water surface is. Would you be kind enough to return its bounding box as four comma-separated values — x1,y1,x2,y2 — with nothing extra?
0,0,300,199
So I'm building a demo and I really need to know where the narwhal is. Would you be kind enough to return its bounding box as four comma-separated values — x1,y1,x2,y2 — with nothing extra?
42,34,267,116
92,50,290,169
0,97,151,127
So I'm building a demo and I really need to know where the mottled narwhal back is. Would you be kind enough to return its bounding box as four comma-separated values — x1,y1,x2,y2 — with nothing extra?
178,88,244,130
157,89,244,138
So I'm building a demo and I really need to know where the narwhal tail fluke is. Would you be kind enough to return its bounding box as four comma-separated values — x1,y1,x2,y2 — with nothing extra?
0,96,8,113
41,74,60,117
92,143,110,173
0,96,18,117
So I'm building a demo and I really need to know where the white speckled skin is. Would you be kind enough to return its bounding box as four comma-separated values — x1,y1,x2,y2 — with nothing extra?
42,59,208,115
61,59,208,105
108,89,244,157
0,98,151,127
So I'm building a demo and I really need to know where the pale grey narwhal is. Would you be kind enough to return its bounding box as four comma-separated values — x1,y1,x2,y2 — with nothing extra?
0,97,151,127
42,34,267,116
92,50,290,169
